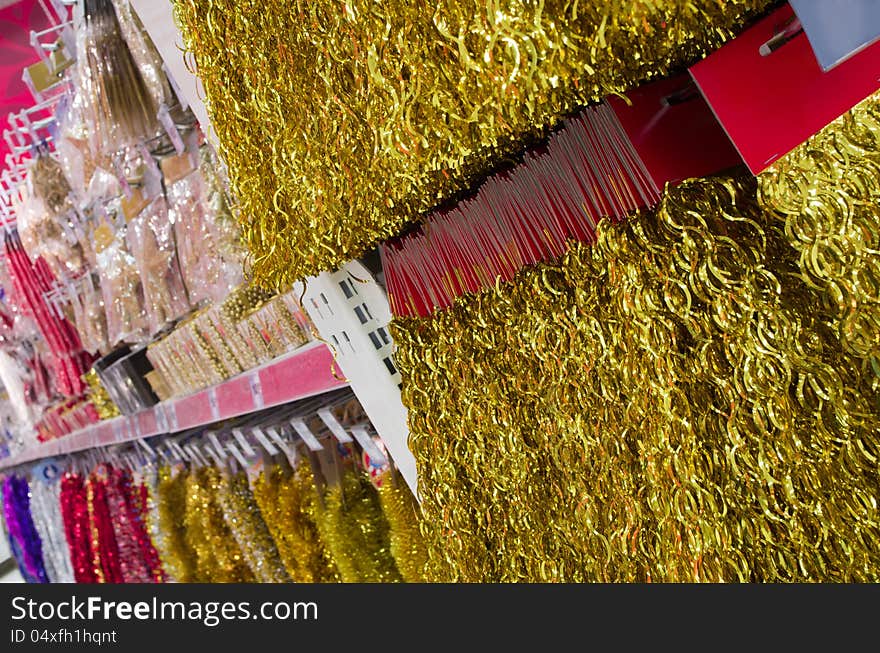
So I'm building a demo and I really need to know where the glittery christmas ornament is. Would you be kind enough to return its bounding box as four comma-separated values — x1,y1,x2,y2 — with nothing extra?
172,0,773,288
253,464,340,583
393,171,880,582
216,470,290,583
313,468,402,583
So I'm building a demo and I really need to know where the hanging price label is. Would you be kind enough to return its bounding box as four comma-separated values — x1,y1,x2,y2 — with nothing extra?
206,432,228,465
317,409,353,443
226,441,249,469
249,373,264,409
267,427,298,467
232,429,257,457
169,441,189,463
291,418,325,451
252,427,280,456
350,426,388,467
207,387,220,420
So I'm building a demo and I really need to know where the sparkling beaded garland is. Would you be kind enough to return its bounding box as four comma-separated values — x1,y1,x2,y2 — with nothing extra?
172,0,773,288
313,468,402,583
216,470,290,583
253,464,340,583
392,167,880,581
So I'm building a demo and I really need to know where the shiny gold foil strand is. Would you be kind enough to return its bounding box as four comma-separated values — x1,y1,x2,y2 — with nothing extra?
252,464,341,583
183,467,255,583
392,175,880,582
171,0,773,289
758,90,880,391
215,470,290,583
377,470,429,583
313,467,403,583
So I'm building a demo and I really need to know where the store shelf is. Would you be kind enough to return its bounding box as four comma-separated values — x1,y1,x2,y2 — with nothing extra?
0,341,347,469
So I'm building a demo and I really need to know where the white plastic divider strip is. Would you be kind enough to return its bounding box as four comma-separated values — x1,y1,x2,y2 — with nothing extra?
295,260,418,496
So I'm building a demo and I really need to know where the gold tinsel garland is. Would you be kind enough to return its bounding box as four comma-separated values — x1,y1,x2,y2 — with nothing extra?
183,467,254,583
172,0,773,287
155,465,198,582
377,471,428,583
215,470,290,583
84,369,120,420
313,468,402,583
253,464,340,583
393,167,880,581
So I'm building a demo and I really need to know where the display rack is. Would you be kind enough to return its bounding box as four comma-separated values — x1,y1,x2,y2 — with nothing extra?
298,260,417,494
0,340,347,468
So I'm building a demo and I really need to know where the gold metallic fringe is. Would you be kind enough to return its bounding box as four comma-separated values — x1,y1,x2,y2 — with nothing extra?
758,92,880,391
172,0,772,287
393,164,880,581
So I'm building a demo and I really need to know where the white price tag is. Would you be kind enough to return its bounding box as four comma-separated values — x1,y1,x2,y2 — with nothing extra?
252,427,279,456
226,441,249,469
248,373,264,409
184,443,205,467
207,387,220,420
170,441,189,462
267,427,298,467
112,421,124,442
317,409,353,443
350,426,388,467
232,429,257,457
290,418,324,451
206,432,228,464
166,404,179,432
155,406,168,433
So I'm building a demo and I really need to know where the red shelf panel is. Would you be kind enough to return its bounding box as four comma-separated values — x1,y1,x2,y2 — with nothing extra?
0,342,347,468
